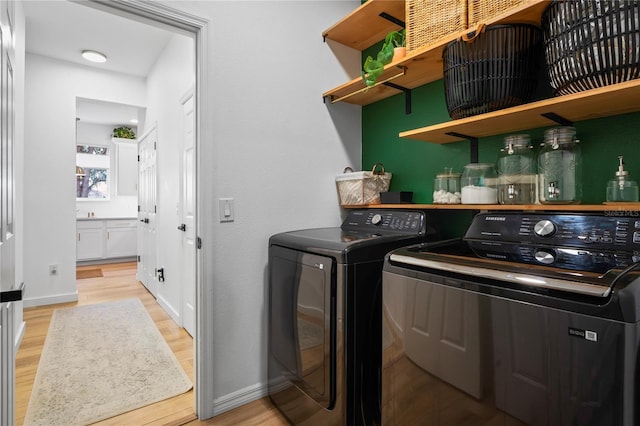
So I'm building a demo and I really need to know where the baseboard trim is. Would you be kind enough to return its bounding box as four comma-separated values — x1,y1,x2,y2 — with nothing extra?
156,294,180,325
23,292,78,308
212,382,268,416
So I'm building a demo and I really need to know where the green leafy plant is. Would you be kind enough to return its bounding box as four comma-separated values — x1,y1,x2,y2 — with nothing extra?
112,126,136,139
361,29,406,87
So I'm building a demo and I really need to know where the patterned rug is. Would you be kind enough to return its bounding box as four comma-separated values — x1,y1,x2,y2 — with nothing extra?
24,298,192,425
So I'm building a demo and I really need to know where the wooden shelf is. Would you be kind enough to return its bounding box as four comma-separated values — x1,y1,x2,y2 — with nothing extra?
323,0,550,106
343,203,640,212
322,0,405,51
400,79,640,143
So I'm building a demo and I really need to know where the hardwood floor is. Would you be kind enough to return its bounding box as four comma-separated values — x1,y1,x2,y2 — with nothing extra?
15,262,289,425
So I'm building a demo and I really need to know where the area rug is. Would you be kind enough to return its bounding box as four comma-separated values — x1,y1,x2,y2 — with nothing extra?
24,298,192,426
76,268,103,279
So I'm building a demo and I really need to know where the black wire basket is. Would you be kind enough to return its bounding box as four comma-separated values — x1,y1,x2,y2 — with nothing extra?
542,0,640,96
443,24,543,120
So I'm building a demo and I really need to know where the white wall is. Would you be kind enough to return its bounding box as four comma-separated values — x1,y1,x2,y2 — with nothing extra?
164,0,362,414
23,55,146,306
75,121,138,219
144,33,194,323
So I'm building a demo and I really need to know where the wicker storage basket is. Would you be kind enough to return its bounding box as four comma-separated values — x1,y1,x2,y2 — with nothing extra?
443,24,543,119
335,164,392,206
542,0,640,96
406,0,467,53
468,0,529,27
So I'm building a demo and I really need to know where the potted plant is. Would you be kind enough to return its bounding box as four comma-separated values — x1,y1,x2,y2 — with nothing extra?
361,29,406,87
112,126,136,139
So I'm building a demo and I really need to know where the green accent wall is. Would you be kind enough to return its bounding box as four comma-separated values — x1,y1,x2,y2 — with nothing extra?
362,78,640,236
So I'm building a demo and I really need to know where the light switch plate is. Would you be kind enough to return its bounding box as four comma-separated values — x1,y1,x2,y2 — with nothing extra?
219,198,234,222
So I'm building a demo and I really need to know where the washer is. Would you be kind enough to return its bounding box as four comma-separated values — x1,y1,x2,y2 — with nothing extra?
268,209,439,426
382,212,640,425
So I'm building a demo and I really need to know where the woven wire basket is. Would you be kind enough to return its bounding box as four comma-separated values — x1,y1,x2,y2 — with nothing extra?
443,24,543,119
406,0,467,53
542,0,640,96
468,0,529,27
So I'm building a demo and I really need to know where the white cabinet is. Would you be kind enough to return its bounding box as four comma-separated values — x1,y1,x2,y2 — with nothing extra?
77,221,105,261
106,220,137,258
77,219,137,262
114,139,138,196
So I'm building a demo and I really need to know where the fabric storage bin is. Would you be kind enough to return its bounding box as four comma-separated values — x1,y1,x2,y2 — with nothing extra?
468,0,529,27
335,164,392,206
442,24,543,119
542,0,640,96
406,0,467,53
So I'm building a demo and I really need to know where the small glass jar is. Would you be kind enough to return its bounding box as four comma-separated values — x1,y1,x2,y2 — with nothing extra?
538,126,582,204
461,163,497,204
497,134,536,204
433,167,461,204
606,156,639,202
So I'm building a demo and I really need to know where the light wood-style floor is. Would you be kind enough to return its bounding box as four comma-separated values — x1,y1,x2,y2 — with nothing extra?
16,262,290,425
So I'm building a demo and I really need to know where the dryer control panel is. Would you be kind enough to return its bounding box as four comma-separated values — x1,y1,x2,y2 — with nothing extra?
342,210,426,235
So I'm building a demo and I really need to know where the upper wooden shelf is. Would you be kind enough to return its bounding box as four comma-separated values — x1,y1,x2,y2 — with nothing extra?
344,203,640,212
322,0,405,51
400,79,640,143
323,0,551,106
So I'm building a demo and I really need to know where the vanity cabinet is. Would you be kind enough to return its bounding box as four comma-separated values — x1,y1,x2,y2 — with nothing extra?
77,219,137,262
77,221,104,261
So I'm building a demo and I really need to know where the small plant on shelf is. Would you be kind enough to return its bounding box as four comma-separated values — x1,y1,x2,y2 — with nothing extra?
361,29,406,87
112,126,136,139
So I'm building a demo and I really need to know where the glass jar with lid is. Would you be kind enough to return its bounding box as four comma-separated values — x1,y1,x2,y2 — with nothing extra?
496,134,536,204
537,126,582,204
461,163,497,204
433,167,461,204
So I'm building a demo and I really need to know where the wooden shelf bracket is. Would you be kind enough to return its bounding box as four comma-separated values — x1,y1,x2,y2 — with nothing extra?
383,81,412,114
445,132,479,163
541,112,574,127
378,11,405,28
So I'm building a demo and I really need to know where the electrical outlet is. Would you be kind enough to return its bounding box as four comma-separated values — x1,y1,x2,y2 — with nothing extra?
49,264,58,276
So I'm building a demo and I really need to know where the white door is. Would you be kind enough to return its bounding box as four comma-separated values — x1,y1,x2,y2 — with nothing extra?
0,1,16,423
137,127,158,297
179,92,195,336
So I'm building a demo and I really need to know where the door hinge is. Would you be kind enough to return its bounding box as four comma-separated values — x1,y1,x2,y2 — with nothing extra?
138,205,140,212
137,255,140,262
197,237,202,249
154,205,157,213
137,154,140,162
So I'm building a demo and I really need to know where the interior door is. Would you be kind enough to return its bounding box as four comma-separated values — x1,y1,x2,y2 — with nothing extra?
179,91,195,336
137,127,158,296
0,1,16,423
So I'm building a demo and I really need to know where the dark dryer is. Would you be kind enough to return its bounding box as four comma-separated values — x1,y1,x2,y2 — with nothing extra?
383,212,640,425
268,210,438,425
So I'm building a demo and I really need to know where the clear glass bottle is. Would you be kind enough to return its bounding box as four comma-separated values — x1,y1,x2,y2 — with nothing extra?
461,163,497,204
606,156,639,202
496,134,536,204
537,126,582,204
433,167,461,204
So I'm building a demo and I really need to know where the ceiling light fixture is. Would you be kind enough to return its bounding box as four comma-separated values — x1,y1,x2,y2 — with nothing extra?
129,119,139,124
81,50,107,63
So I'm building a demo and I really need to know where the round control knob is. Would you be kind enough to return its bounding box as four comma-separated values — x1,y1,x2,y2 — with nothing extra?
534,249,555,265
371,214,383,225
534,220,556,237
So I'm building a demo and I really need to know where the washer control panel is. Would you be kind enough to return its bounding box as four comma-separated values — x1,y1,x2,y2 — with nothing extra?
466,212,640,251
342,210,426,235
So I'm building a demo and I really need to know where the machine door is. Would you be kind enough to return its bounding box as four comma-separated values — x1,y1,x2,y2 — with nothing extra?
269,245,336,408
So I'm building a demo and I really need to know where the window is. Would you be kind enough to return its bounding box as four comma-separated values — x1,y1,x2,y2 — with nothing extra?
76,145,110,199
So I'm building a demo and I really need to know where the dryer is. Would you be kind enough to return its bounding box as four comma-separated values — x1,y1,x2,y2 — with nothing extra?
268,209,438,425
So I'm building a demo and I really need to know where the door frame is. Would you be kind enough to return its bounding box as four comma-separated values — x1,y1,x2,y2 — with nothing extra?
82,0,213,419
